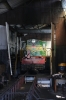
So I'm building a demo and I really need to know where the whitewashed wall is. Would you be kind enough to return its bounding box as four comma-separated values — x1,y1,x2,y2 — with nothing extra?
0,25,7,49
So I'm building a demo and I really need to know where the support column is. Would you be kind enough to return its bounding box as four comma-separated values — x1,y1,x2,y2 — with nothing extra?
51,23,56,74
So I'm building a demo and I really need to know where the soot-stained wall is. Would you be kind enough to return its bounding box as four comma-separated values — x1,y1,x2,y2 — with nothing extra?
56,18,66,72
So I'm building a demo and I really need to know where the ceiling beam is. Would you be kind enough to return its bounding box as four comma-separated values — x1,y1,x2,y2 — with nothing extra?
17,29,51,34
17,29,51,33
9,26,51,34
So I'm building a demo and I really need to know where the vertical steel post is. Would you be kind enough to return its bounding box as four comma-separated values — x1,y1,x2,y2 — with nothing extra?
6,22,12,75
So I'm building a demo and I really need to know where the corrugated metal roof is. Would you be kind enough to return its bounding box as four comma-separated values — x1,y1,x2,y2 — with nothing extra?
7,0,24,8
0,0,28,14
0,0,62,14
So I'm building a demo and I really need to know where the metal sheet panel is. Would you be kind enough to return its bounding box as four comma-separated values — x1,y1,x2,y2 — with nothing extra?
0,25,7,49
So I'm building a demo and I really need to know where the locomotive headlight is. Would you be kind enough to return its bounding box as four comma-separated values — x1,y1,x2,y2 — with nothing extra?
32,39,36,43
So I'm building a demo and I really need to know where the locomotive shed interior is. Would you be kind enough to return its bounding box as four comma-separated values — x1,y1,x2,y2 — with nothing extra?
0,0,66,100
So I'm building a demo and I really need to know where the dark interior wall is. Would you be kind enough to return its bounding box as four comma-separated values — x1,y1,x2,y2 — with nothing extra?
56,18,66,46
0,50,8,65
0,0,63,25
0,25,8,69
56,18,66,72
